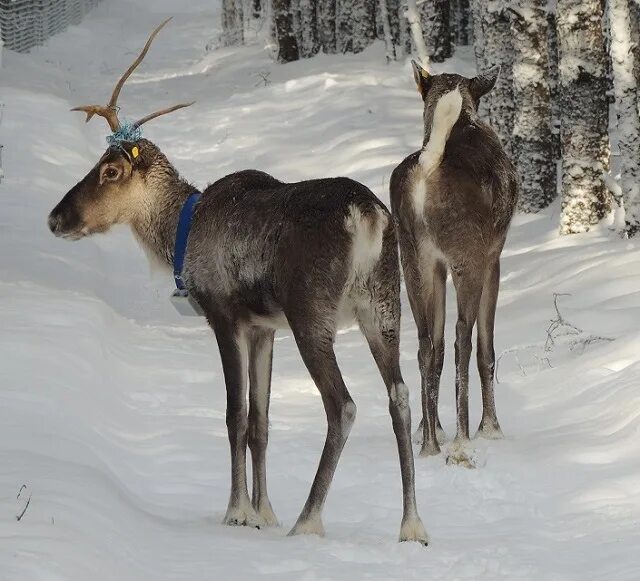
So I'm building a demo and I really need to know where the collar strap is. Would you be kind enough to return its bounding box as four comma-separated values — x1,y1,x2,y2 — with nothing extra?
173,192,202,290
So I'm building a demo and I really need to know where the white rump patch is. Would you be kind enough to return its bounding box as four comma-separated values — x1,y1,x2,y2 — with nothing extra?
418,87,463,177
344,204,388,277
411,172,427,216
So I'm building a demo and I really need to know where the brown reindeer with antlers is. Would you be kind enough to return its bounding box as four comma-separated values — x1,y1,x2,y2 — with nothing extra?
48,21,428,543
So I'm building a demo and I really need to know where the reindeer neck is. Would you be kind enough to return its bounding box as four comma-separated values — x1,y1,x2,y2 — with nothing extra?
130,151,198,268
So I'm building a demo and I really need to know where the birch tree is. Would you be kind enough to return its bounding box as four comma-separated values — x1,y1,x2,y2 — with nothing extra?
337,0,376,54
296,0,319,58
470,0,485,69
547,8,561,161
317,0,337,53
451,0,471,45
630,1,640,92
222,0,244,46
379,0,397,62
405,0,430,64
508,1,555,211
608,0,640,235
479,1,515,156
557,0,610,234
273,0,299,62
420,0,452,63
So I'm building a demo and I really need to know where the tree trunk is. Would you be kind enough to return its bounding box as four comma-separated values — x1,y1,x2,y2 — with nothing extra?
470,0,485,69
317,0,337,53
252,0,262,19
557,0,610,234
273,0,299,62
451,0,470,45
547,8,562,162
379,0,397,61
222,0,244,46
629,1,640,114
420,0,452,63
481,1,515,157
297,0,319,57
508,2,555,212
406,0,430,64
608,0,640,235
397,0,413,57
337,0,376,54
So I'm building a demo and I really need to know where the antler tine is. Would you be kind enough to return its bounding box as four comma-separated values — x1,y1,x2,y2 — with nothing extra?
70,18,182,133
133,101,196,128
108,17,172,110
70,105,120,131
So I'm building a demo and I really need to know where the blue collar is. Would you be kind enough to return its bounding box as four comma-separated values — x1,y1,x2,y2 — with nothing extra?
173,192,202,290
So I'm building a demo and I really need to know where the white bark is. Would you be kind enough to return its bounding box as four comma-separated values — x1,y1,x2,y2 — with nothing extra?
405,0,430,66
222,0,244,46
557,0,610,234
481,1,514,156
296,0,319,58
420,0,452,63
379,0,397,62
509,1,555,212
317,0,337,53
609,0,640,235
337,0,376,54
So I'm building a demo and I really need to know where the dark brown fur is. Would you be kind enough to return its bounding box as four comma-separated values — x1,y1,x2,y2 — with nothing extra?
390,64,518,458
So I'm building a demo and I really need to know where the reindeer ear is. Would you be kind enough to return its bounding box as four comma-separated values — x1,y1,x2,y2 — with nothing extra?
411,60,431,98
470,65,501,99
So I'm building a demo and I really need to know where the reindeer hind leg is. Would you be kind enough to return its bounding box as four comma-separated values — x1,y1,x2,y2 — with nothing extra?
476,258,504,439
286,311,356,537
247,327,279,526
355,265,428,544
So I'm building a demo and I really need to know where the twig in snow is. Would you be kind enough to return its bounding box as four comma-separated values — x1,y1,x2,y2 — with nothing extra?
16,485,32,522
496,344,540,383
254,71,271,87
545,293,613,352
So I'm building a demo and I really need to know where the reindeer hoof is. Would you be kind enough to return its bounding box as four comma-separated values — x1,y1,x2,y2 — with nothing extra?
445,439,477,469
287,514,325,537
255,502,280,527
223,504,264,528
413,421,447,446
476,421,504,440
418,441,441,457
399,517,429,546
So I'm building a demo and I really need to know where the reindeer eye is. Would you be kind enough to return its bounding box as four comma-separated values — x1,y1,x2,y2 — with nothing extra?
104,167,119,180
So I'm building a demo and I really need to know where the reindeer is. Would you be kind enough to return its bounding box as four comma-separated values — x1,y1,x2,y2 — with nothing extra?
390,62,518,461
47,20,428,544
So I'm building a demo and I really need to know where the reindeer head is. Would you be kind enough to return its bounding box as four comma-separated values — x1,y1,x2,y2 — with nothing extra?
48,19,193,240
410,60,500,133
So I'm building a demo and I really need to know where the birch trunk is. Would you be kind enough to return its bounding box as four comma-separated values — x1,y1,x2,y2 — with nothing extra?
406,0,430,65
222,0,244,46
379,0,397,61
317,0,337,53
482,1,515,157
273,0,299,62
297,0,319,58
509,1,555,212
557,0,610,234
608,0,640,235
420,0,452,63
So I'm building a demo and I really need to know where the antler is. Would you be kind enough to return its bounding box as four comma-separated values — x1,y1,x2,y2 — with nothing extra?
71,18,194,132
133,101,196,129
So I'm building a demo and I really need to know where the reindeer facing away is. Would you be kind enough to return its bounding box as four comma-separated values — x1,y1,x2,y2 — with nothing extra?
48,21,428,544
390,62,518,462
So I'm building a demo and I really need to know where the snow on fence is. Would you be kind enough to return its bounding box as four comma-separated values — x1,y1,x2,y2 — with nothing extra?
0,0,101,53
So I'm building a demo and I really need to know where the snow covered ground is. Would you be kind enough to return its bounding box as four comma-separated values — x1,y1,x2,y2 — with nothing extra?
1,1,640,579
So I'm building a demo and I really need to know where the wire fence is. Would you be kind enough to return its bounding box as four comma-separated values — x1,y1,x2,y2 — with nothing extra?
0,0,101,53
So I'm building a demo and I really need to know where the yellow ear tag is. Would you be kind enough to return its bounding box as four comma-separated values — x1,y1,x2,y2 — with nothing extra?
131,146,139,159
